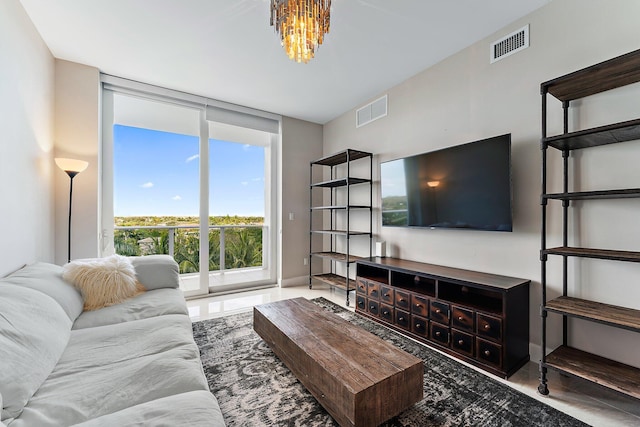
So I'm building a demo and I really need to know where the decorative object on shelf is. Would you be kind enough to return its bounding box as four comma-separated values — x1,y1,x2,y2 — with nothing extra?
309,149,372,306
538,48,640,399
55,157,88,263
355,257,530,378
270,0,331,63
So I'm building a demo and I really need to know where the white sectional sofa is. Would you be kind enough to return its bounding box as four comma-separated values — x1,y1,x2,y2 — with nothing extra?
0,255,225,426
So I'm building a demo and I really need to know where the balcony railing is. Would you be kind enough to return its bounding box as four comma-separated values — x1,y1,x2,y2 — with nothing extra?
114,224,266,275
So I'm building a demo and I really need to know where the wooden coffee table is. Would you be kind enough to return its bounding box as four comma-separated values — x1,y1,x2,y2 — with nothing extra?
253,297,423,427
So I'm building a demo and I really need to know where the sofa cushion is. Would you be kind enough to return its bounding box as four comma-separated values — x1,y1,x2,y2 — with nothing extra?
1,262,83,321
10,315,209,426
72,288,188,329
70,390,225,427
129,255,180,290
62,255,145,311
0,285,72,422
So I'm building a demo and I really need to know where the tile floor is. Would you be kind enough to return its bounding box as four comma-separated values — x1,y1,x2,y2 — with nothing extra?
186,284,640,427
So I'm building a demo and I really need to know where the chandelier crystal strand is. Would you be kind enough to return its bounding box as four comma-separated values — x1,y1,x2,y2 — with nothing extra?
270,0,331,63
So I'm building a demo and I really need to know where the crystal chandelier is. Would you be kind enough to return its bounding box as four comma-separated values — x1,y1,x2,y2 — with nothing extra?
270,0,331,64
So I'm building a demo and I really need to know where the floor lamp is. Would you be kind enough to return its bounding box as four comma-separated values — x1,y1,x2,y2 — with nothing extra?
55,158,89,263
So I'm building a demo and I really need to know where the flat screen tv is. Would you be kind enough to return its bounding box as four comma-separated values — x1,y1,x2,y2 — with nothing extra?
381,134,512,231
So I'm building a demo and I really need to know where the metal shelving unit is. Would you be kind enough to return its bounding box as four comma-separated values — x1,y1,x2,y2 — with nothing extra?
539,48,640,399
309,149,373,306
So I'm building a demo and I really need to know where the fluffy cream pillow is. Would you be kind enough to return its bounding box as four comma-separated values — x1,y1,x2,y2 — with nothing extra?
62,255,145,311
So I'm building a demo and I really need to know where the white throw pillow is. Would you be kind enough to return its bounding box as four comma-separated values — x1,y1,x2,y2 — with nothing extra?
62,255,145,311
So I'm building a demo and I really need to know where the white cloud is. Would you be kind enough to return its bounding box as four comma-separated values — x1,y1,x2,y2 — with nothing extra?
186,154,200,163
172,195,182,200
140,182,154,188
251,177,263,182
241,181,249,186
242,144,251,151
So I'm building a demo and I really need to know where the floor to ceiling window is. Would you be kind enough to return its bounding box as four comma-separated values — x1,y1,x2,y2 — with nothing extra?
101,76,279,297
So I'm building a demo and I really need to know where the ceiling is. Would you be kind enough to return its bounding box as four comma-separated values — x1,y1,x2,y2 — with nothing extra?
19,0,551,124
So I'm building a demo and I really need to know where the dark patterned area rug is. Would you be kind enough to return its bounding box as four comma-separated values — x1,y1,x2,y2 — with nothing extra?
192,297,588,427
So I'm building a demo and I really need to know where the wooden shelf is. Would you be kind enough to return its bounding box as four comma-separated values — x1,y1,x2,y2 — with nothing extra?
543,118,640,150
541,49,640,101
544,246,640,263
544,188,640,201
546,296,640,332
545,345,640,399
311,273,354,291
310,229,370,236
311,251,363,263
311,149,372,167
311,205,372,211
311,177,371,188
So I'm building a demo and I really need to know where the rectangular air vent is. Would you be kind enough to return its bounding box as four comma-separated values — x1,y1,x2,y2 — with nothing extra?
356,95,387,128
490,25,529,64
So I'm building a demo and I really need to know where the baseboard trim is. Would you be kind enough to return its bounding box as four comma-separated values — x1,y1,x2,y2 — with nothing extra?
280,275,309,288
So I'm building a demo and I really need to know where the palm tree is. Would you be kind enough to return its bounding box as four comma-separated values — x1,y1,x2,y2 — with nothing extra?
174,231,200,273
226,228,262,269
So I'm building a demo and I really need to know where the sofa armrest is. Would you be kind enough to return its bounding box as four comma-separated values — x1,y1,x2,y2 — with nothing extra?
129,255,180,290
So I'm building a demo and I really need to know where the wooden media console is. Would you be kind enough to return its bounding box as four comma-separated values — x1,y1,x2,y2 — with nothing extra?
356,257,530,378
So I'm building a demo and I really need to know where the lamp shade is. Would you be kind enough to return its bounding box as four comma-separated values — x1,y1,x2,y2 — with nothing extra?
55,158,88,174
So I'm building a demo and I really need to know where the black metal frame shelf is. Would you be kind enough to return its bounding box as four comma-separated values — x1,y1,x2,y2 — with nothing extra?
543,118,640,150
539,48,640,399
309,149,373,306
545,296,640,332
543,246,640,262
543,188,640,201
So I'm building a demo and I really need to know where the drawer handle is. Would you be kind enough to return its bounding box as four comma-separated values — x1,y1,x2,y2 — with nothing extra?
435,309,441,314
415,303,422,308
399,298,406,303
358,301,364,307
416,323,422,328
370,305,376,310
458,316,464,321
435,331,441,337
384,293,390,298
383,310,390,316
484,350,491,357
398,316,405,322
458,339,464,346
484,324,491,330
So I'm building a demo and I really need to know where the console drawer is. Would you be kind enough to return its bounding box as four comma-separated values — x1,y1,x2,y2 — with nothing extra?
477,338,502,369
368,299,380,317
356,294,366,311
411,315,428,338
395,309,410,330
430,300,450,324
411,294,429,317
452,306,474,332
380,286,394,304
430,322,450,347
356,278,367,295
380,303,394,322
365,281,381,299
451,329,474,357
395,290,411,311
477,313,502,342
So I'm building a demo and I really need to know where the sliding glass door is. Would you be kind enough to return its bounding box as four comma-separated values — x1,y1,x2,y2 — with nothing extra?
101,79,279,297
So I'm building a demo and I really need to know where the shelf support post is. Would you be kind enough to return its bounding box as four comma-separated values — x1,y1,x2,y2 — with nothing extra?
539,86,550,396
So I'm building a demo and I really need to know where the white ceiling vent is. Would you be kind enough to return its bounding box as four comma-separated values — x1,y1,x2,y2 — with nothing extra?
490,24,529,64
356,95,387,128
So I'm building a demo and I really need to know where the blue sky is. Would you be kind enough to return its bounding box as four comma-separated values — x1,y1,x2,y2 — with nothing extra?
114,125,265,217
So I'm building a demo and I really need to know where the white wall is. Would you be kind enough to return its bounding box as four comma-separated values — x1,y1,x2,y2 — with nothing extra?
0,0,55,276
53,60,101,264
280,117,323,286
323,0,640,366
